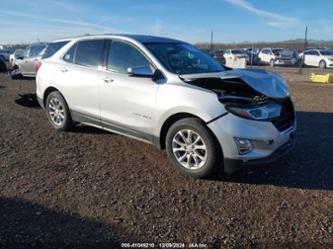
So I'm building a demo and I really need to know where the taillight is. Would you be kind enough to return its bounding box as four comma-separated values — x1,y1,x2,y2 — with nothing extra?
35,62,42,73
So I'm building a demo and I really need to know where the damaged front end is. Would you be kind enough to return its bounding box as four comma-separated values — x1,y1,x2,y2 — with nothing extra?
181,69,295,132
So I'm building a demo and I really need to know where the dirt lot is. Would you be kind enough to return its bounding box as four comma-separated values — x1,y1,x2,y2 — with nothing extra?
1,65,333,248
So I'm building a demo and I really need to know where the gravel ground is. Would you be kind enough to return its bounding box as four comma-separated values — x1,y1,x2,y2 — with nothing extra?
1,65,333,248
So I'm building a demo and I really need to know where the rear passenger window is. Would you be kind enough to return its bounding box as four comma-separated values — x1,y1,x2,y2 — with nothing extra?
63,43,77,63
74,40,105,68
107,40,151,74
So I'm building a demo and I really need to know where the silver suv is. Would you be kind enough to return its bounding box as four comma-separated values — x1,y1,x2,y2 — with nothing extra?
36,35,296,178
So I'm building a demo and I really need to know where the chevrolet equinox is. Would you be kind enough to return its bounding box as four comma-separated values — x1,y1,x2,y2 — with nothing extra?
36,34,296,178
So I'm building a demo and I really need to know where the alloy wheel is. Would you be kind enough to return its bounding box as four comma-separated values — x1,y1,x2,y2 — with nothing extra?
48,97,65,126
172,129,207,170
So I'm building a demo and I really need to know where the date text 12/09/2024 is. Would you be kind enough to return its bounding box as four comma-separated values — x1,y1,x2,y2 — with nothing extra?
120,242,208,248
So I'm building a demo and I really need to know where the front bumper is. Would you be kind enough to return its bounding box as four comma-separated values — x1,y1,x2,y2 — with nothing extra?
223,135,295,173
274,58,298,65
207,112,296,174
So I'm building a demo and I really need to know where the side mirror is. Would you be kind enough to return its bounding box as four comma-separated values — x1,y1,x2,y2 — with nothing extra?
127,66,154,78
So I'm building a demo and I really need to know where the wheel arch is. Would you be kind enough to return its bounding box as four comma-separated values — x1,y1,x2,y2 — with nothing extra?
157,112,222,155
43,86,60,108
319,59,326,68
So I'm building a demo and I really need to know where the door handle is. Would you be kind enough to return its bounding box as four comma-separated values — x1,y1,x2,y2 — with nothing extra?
60,67,68,73
103,76,114,83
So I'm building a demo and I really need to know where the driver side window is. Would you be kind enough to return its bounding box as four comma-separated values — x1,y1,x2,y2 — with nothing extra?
107,40,152,74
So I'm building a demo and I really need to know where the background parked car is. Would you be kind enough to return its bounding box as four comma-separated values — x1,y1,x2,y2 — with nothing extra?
258,48,282,66
13,42,47,77
9,48,24,66
0,48,15,61
302,49,333,68
274,49,300,66
244,48,260,65
223,49,249,63
212,49,226,64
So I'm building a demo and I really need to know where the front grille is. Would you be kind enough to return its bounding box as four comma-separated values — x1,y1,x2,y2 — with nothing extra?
272,98,295,132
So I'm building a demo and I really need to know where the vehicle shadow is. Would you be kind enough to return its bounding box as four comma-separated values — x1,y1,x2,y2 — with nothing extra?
0,197,130,248
212,111,333,191
14,93,41,108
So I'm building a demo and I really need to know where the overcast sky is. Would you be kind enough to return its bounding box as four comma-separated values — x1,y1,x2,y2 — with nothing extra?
0,0,332,44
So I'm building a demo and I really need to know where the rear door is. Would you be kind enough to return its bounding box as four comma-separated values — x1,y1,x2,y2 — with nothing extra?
54,39,106,124
18,47,31,73
99,40,158,141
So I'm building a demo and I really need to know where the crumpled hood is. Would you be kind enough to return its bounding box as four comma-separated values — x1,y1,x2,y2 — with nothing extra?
180,68,289,98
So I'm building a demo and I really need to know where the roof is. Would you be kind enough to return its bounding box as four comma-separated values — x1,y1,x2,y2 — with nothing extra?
115,34,182,43
51,34,183,44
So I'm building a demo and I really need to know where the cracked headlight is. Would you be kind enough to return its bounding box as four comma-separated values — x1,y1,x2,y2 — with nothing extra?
226,102,282,120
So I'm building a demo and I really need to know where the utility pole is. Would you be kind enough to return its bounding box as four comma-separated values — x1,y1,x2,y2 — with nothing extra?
250,43,254,68
210,31,214,53
299,26,308,73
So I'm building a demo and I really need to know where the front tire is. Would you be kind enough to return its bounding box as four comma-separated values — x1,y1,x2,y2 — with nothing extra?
45,91,72,131
319,60,326,69
165,118,222,178
270,59,275,67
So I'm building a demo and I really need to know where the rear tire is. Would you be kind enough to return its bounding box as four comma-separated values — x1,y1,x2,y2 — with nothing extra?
45,91,72,131
165,118,222,178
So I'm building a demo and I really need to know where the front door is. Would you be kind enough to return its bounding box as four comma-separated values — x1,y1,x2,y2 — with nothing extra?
99,40,158,142
304,50,317,66
18,47,31,74
312,51,321,66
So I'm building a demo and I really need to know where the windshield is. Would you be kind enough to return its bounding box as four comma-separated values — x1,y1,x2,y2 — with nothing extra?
272,49,282,55
231,50,244,54
145,42,224,75
281,49,296,56
320,50,333,56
